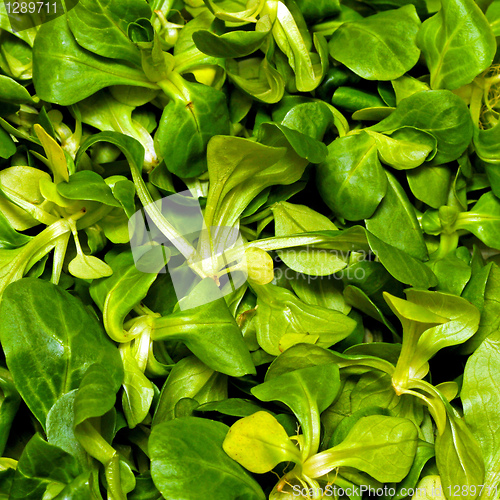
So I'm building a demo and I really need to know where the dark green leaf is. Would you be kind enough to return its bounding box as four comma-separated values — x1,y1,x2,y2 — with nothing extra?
317,132,387,221
150,417,265,500
329,5,421,80
366,171,428,260
33,16,156,105
0,278,123,428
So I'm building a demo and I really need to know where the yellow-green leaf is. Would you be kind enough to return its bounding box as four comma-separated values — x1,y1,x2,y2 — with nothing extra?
68,254,113,279
223,411,302,473
245,247,274,285
34,124,69,183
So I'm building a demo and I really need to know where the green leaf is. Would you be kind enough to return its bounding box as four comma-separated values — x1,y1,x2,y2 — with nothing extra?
271,1,328,92
90,251,159,342
150,417,265,500
226,53,285,104
317,132,387,221
366,171,428,261
428,251,471,295
110,179,136,218
78,91,158,170
0,278,123,429
407,164,452,209
462,263,500,353
344,286,397,337
0,75,33,104
265,343,339,380
204,135,288,229
329,5,421,81
252,363,341,457
302,415,418,482
332,86,386,113
486,0,500,35
412,476,447,500
417,0,496,90
280,101,332,144
272,202,346,276
340,258,403,301
76,132,145,182
362,0,428,16
351,106,395,121
386,289,480,386
66,0,150,66
72,365,125,499
348,371,403,416
153,356,227,426
392,75,430,104
393,442,436,500
369,90,473,166
73,365,123,429
129,472,161,500
202,0,265,23
0,371,20,457
46,391,89,470
223,411,302,473
485,162,500,199
290,273,350,315
120,343,154,429
155,79,230,178
57,171,120,206
367,231,438,289
152,280,256,377
0,126,16,159
196,398,263,417
462,330,500,493
366,128,435,170
474,123,500,165
455,192,500,250
33,16,156,105
259,122,327,164
252,283,356,355
9,434,89,500
294,0,340,21
330,406,391,447
33,124,70,183
250,226,369,256
404,289,480,367
68,254,114,280
0,210,32,249
193,27,269,58
435,405,485,500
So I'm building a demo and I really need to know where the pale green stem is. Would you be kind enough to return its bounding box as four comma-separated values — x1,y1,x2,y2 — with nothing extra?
76,421,126,500
67,218,86,258
157,71,191,102
129,155,208,280
399,379,447,435
470,81,485,126
392,322,420,394
429,232,459,261
51,232,71,284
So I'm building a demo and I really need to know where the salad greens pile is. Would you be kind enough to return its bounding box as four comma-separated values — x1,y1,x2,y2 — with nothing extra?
0,0,500,498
